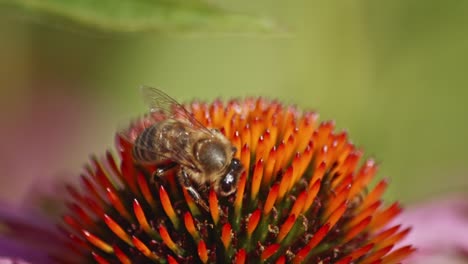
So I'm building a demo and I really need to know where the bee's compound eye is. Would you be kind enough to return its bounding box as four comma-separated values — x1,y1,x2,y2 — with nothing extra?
220,174,236,195
219,158,242,196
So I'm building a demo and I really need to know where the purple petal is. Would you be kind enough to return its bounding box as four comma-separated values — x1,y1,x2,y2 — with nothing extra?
0,238,49,264
393,196,468,263
0,203,67,264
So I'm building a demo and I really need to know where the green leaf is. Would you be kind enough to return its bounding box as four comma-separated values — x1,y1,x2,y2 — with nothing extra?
0,0,278,33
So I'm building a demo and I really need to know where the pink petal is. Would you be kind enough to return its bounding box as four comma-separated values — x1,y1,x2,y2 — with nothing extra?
0,203,65,263
392,196,468,262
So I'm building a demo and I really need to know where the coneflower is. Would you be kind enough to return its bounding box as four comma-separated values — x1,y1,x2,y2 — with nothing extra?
53,96,415,263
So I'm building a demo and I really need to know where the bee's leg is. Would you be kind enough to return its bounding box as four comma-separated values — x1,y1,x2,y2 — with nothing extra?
151,162,177,183
178,170,209,212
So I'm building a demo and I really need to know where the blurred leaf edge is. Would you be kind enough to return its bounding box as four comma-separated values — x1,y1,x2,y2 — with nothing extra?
0,0,281,34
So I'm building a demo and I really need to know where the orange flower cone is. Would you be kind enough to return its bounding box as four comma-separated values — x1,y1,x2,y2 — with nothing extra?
59,97,414,263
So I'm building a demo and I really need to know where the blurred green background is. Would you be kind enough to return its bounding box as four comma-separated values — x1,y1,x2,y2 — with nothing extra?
0,1,467,207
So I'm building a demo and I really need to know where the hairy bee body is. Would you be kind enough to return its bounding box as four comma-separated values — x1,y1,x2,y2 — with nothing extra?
133,120,191,164
124,87,243,211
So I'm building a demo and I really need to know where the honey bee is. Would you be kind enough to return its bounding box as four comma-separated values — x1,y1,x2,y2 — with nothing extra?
122,87,243,211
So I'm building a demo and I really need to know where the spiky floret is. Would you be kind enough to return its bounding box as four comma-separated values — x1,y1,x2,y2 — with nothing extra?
61,98,414,263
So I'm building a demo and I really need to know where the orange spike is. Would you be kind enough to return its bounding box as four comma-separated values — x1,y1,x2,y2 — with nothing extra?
234,171,247,217
332,152,361,189
133,199,158,237
289,191,307,217
167,255,179,264
350,159,378,199
267,122,279,143
136,172,157,208
324,185,351,219
276,256,286,264
182,188,199,215
334,174,353,195
261,244,280,261
210,99,224,127
369,225,401,245
158,225,183,255
310,162,326,187
297,142,314,177
106,187,132,221
263,100,278,122
273,142,286,174
277,214,296,243
334,257,352,264
346,201,381,228
250,159,264,200
113,245,132,264
327,202,347,229
241,125,251,152
262,147,277,186
92,252,110,264
360,245,393,264
256,135,268,161
240,144,251,177
264,184,279,215
290,153,302,190
251,118,264,151
292,249,309,263
223,105,238,137
184,212,200,241
198,240,209,263
278,166,293,201
103,214,133,246
159,186,180,228
209,190,220,225
282,135,297,167
343,216,372,243
370,202,402,230
221,223,232,249
307,223,330,249
82,230,113,253
303,179,321,213
236,249,246,264
247,209,261,238
262,130,275,158
191,102,205,124
381,246,416,264
316,121,334,147
296,112,318,152
376,227,411,250
132,235,160,261
314,146,330,171
293,224,331,263
232,131,242,160
332,131,348,153
346,243,374,261
280,112,295,141
359,180,388,211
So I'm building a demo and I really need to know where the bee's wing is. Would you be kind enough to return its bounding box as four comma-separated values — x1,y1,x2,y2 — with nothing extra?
140,86,213,135
118,117,200,170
